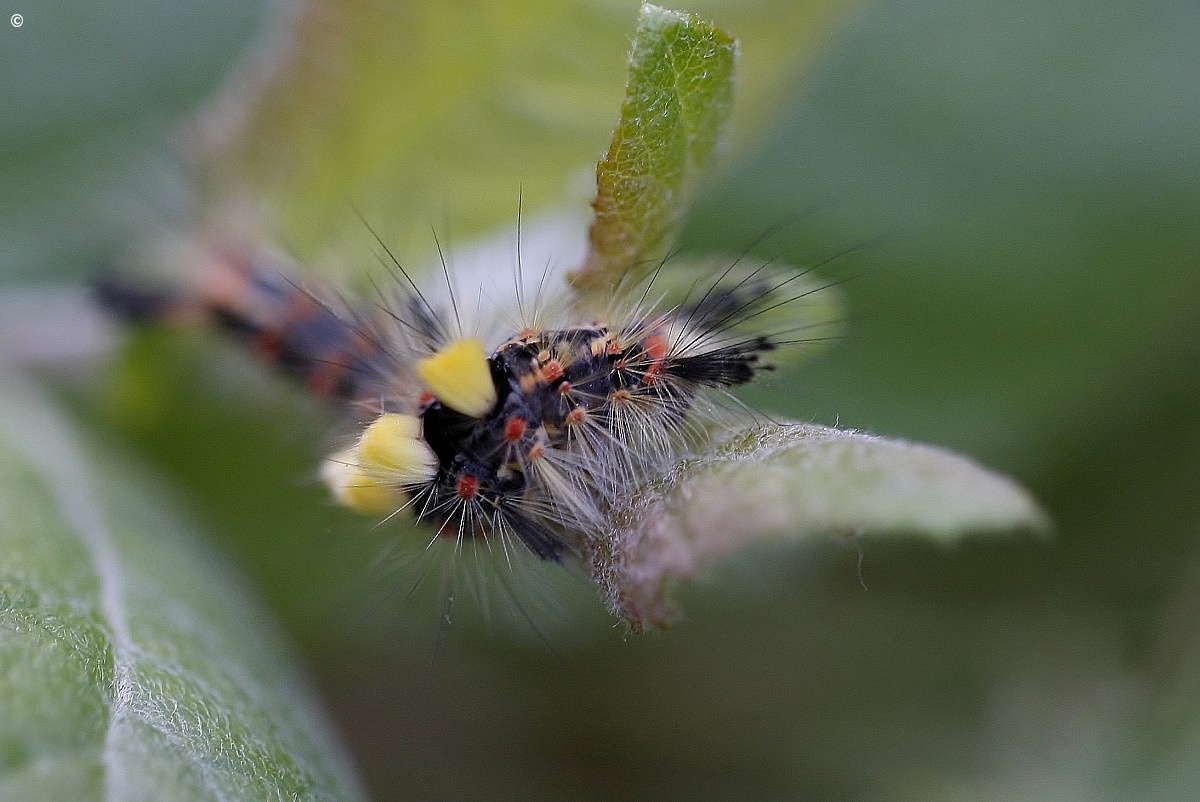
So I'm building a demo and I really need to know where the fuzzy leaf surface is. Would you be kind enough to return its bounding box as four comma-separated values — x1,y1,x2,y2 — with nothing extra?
0,370,365,801
572,3,737,294
592,423,1049,631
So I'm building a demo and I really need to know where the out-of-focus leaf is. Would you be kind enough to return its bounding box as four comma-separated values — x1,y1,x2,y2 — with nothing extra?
0,0,266,284
190,0,857,271
0,368,365,801
591,423,1049,631
571,4,735,295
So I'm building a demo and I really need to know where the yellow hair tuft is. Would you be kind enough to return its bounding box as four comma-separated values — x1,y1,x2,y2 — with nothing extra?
320,449,408,516
321,414,438,516
357,413,439,485
416,338,497,418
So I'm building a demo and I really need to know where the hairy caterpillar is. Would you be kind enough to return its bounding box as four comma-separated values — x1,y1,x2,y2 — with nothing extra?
96,227,844,603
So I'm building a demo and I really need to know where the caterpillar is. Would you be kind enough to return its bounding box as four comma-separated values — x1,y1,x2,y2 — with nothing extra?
95,232,841,581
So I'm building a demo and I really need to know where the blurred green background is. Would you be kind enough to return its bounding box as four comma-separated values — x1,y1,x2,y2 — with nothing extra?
3,0,1200,799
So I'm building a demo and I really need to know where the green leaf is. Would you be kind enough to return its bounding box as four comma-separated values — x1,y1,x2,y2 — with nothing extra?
0,370,365,801
572,3,737,295
591,423,1049,631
